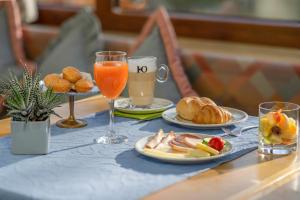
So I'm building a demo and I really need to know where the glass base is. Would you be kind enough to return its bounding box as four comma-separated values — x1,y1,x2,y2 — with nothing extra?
56,119,87,128
258,143,297,155
94,135,128,144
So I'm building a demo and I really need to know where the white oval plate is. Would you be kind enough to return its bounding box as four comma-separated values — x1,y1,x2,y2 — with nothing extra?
162,107,248,129
115,98,174,114
135,133,233,164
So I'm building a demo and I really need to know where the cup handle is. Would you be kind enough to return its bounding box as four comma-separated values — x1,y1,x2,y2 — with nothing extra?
156,64,169,83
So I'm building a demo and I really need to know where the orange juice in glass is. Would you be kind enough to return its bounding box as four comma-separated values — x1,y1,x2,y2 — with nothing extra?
94,61,128,99
94,51,128,144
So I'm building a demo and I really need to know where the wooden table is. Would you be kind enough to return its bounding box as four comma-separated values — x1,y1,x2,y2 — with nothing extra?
1,95,299,200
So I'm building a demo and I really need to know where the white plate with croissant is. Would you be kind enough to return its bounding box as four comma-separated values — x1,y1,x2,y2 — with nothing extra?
162,97,248,129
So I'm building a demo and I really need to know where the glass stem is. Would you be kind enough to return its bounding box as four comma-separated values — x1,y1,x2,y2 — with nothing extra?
68,95,75,121
108,99,115,137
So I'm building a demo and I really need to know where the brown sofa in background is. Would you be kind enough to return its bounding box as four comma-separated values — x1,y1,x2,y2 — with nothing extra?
22,25,131,61
2,2,299,118
22,24,300,116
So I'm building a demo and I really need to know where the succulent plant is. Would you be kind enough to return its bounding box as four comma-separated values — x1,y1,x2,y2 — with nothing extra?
0,68,62,122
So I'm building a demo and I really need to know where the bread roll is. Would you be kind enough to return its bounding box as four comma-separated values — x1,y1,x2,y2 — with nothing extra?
44,73,61,88
51,78,72,93
62,66,82,83
44,73,72,93
75,79,93,93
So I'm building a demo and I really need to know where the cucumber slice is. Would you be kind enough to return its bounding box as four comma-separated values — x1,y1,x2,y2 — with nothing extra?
203,138,211,144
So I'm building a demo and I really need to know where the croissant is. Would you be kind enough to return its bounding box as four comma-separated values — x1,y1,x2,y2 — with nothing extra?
176,96,202,121
198,97,217,106
176,96,217,121
176,96,232,124
220,107,232,122
192,104,232,124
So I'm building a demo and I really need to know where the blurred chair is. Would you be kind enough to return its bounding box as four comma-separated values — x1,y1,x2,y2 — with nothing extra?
0,0,36,118
0,0,35,72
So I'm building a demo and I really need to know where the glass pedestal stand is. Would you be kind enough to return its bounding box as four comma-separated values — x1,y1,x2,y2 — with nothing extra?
55,86,99,128
56,95,87,128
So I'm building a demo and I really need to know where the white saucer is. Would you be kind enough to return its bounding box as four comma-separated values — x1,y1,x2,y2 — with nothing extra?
115,98,174,114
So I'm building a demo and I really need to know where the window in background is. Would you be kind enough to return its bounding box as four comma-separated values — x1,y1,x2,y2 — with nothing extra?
117,0,300,22
37,0,95,8
35,0,300,48
104,0,300,48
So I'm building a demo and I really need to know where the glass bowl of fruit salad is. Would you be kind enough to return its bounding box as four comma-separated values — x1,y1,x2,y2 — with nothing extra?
259,102,299,155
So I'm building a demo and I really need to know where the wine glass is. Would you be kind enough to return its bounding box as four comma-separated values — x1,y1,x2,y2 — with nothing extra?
94,51,128,144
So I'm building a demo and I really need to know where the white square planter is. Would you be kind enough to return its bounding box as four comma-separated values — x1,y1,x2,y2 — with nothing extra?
11,119,50,155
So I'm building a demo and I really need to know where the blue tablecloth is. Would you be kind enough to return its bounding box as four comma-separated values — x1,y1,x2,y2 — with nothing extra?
0,112,258,200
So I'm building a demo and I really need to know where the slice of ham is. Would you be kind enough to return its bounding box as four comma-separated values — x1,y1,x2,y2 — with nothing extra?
183,137,203,148
170,134,202,152
145,129,164,149
155,131,176,150
175,134,201,144
169,139,192,153
161,131,176,145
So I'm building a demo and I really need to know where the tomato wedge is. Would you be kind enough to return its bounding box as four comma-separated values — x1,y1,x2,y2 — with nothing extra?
208,137,224,151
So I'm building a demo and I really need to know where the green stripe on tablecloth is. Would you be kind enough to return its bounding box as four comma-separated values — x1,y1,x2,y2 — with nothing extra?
114,110,162,120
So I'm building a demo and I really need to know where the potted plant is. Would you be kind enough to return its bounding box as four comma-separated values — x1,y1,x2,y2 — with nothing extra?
0,69,61,154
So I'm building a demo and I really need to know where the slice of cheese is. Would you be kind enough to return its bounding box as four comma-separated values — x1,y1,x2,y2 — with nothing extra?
144,148,186,159
196,143,219,155
187,149,210,157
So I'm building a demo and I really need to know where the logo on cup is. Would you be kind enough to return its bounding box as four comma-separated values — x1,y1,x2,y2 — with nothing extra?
137,65,147,73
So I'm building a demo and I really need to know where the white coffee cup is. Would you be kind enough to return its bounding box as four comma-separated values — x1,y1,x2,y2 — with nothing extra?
128,56,169,107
